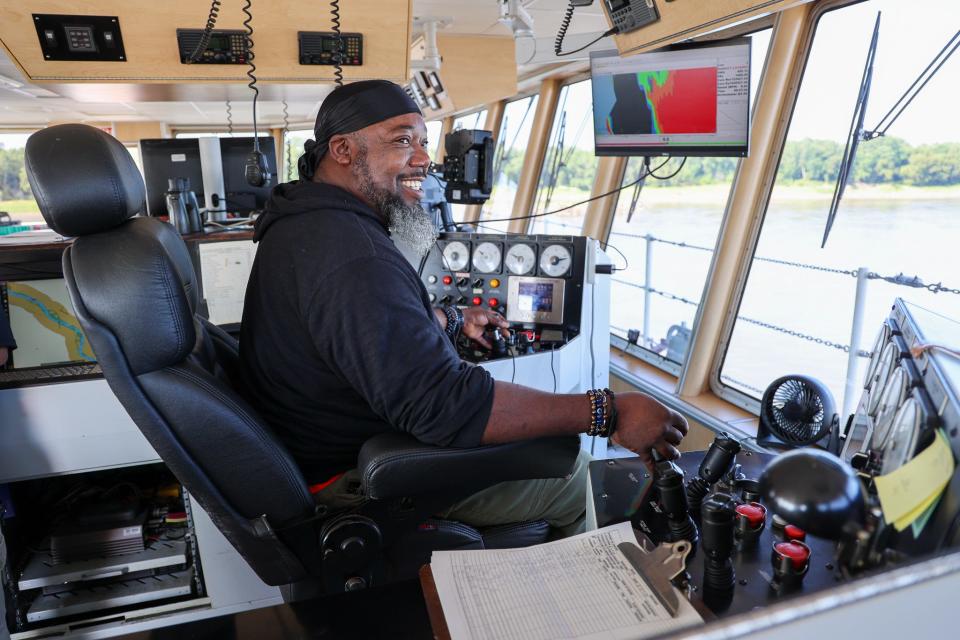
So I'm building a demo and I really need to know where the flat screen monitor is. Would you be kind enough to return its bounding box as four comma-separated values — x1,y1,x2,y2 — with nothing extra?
590,37,752,157
0,278,101,387
219,137,278,215
140,138,204,217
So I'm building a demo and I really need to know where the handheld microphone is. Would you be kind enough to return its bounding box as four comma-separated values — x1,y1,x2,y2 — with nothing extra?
245,149,271,188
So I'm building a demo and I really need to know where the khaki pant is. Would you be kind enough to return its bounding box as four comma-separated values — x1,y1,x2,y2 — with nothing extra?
314,449,591,539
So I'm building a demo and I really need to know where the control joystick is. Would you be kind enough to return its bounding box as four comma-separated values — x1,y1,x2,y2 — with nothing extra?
655,460,699,549
490,329,508,358
686,433,741,517
701,493,737,612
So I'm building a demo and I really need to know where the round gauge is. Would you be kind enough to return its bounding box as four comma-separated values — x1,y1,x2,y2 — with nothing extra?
863,324,890,390
880,397,921,475
866,341,898,417
442,241,470,272
472,242,502,274
869,365,909,451
539,244,572,277
505,244,536,275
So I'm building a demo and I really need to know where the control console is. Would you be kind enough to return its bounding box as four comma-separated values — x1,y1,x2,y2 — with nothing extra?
420,232,588,362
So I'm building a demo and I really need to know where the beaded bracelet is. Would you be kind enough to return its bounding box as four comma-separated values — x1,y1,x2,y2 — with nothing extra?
586,388,618,437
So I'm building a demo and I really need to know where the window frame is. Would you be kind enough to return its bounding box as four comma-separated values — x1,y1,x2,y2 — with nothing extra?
708,0,861,414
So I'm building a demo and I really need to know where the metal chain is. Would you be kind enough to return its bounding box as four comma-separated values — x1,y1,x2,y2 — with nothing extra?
719,374,766,395
866,271,960,295
611,278,872,357
609,232,959,291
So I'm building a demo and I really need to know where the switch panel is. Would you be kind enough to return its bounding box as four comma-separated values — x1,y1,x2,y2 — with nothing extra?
33,14,126,62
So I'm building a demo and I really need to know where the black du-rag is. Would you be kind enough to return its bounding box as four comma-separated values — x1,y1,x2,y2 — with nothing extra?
297,80,422,181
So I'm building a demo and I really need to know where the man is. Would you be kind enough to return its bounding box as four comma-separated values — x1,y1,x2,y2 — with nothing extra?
240,80,687,537
0,310,14,367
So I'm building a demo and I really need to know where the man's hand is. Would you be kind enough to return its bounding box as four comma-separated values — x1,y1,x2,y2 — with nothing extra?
461,308,509,349
0,346,8,367
610,392,689,468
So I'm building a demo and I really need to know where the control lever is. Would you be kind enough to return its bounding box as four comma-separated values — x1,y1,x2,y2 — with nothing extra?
686,432,741,517
700,493,736,613
490,329,508,358
655,460,698,549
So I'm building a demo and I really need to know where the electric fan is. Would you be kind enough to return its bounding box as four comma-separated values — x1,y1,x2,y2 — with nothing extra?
759,375,839,449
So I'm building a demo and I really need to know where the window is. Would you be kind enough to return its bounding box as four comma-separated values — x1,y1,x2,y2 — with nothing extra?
447,110,488,223
426,119,443,161
0,132,41,226
530,80,596,236
283,128,313,182
608,29,771,373
478,94,539,233
719,1,960,411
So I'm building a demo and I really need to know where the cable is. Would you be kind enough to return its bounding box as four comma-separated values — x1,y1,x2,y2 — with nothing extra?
241,0,259,153
330,0,344,87
482,156,673,224
225,100,233,135
282,100,291,181
601,240,630,272
554,1,576,56
186,0,222,64
646,156,687,180
550,344,557,393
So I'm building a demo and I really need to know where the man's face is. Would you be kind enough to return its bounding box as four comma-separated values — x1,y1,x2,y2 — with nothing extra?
348,113,431,207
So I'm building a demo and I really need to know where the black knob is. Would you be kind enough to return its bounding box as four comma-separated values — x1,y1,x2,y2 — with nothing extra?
473,278,484,288
490,330,508,357
699,432,741,483
655,461,698,547
440,295,452,305
759,448,866,540
456,277,469,287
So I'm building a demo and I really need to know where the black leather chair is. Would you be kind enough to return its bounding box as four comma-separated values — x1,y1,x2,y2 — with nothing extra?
24,124,579,596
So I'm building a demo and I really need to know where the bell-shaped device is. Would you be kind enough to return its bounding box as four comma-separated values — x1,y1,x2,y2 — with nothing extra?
759,448,866,540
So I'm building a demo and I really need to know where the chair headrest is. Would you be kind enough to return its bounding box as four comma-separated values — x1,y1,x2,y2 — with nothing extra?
25,124,145,237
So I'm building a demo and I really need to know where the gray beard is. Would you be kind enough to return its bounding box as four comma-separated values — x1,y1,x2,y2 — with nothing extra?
386,200,439,258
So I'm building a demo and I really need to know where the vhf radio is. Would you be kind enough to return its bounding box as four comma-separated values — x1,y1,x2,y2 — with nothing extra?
176,29,248,64
298,32,363,66
602,0,660,35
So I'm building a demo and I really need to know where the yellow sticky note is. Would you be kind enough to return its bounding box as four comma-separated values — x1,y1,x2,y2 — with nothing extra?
893,479,948,531
875,429,955,526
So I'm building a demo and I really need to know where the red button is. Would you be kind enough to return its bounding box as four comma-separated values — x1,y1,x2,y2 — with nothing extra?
735,503,766,528
784,525,806,541
472,297,482,306
774,541,810,570
442,275,452,285
488,298,499,308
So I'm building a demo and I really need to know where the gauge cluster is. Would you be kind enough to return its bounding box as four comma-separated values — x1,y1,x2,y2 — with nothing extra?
420,233,589,358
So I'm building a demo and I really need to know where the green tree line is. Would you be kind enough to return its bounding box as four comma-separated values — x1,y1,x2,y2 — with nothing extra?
496,136,960,191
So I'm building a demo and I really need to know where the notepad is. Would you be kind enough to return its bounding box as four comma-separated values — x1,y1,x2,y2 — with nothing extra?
875,429,955,531
429,521,703,640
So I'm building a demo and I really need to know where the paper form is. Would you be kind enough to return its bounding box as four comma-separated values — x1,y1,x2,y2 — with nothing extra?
876,429,955,529
197,241,257,326
430,521,703,640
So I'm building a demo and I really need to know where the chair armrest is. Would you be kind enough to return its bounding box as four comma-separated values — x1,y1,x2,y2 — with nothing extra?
358,434,580,501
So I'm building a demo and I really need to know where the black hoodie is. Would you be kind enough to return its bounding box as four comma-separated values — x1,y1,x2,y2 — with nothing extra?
239,182,494,483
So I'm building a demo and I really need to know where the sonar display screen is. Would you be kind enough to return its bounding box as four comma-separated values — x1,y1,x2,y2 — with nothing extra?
590,38,751,157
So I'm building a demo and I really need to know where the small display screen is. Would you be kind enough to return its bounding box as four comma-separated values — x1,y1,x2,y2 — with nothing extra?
517,282,554,313
208,35,230,50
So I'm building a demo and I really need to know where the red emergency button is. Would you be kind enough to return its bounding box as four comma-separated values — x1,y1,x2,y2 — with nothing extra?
472,296,482,306
784,525,806,541
442,275,453,285
735,503,766,528
774,541,810,570
488,298,500,308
